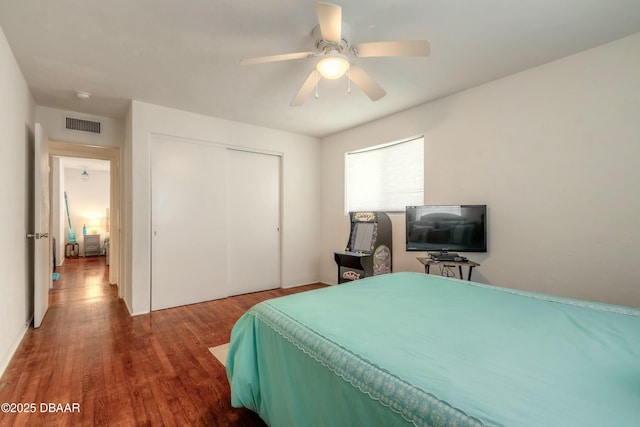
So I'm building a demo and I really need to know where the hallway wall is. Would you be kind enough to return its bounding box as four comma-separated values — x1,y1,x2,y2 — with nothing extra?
0,25,36,376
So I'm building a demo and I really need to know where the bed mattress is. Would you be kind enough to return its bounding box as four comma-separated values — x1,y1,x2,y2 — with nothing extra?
227,272,640,426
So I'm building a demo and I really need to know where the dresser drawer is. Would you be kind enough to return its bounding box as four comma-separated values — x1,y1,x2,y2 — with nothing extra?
84,235,101,256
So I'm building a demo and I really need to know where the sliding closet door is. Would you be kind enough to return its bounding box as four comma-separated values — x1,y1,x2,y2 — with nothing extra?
151,137,228,310
227,149,281,295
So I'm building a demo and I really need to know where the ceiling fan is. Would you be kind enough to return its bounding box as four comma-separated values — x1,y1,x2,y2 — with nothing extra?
240,2,431,106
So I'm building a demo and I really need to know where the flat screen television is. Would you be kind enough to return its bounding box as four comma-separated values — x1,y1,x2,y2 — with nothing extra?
406,205,487,253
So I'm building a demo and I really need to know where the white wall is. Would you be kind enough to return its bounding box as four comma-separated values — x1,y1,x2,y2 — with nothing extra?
123,105,133,313
51,157,64,266
126,101,321,315
320,33,640,307
0,26,36,375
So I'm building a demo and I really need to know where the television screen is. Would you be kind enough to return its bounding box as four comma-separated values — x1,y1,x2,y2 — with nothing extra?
350,222,375,252
406,205,487,252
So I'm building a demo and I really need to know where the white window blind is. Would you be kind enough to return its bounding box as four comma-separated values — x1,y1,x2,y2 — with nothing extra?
346,136,424,212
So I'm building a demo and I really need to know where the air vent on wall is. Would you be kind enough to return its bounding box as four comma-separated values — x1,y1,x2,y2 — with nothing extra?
65,117,101,134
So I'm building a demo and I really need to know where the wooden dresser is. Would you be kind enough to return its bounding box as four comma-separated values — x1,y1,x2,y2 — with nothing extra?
84,234,101,257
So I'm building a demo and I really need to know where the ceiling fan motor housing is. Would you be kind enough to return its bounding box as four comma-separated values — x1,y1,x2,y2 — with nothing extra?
312,23,352,54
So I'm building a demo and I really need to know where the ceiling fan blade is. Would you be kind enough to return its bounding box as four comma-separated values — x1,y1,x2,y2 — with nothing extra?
316,2,342,44
348,65,386,101
354,40,431,58
290,69,320,107
240,51,315,66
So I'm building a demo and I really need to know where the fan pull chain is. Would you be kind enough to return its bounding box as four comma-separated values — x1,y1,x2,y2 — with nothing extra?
347,67,351,94
315,72,320,99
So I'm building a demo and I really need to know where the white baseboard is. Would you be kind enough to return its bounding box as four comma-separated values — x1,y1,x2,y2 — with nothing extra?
122,297,147,316
0,322,29,378
281,280,332,289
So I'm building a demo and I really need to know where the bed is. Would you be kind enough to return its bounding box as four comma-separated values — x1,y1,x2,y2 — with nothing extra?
226,272,640,426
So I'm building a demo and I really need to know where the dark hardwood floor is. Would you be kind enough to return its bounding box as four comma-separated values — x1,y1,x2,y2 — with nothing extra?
0,257,326,426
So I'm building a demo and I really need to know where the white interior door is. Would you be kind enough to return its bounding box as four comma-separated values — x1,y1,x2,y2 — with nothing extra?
151,137,228,310
33,123,51,328
227,149,281,295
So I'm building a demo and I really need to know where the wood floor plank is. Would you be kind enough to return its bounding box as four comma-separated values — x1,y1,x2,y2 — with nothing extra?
0,258,326,426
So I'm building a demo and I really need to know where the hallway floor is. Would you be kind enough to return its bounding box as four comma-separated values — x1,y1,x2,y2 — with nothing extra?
0,257,324,426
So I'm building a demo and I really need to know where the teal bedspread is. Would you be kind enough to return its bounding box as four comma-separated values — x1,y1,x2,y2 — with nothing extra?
226,272,640,426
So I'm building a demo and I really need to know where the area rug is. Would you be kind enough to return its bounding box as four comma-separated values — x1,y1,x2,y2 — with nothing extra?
209,343,229,367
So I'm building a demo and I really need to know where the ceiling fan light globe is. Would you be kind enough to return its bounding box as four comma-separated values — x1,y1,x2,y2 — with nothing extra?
316,55,350,79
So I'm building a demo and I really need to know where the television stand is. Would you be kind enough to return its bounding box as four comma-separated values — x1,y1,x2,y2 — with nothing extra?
417,257,480,281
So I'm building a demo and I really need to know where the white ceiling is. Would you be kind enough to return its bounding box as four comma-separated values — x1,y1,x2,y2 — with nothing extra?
1,0,639,137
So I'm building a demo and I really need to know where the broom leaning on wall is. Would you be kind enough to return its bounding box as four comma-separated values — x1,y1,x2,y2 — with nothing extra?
64,191,79,257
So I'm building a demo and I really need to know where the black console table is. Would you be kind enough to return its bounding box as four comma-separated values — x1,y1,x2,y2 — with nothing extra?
417,257,480,281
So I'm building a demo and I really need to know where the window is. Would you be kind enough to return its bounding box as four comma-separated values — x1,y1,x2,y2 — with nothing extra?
346,136,424,212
